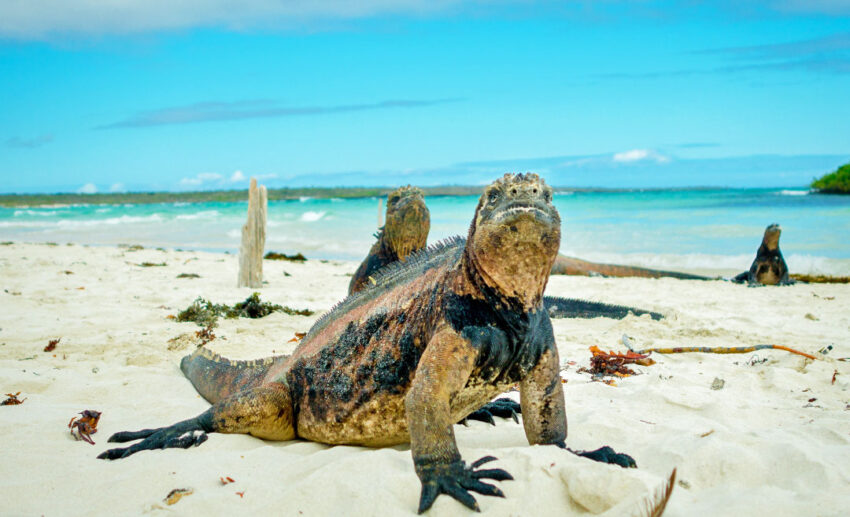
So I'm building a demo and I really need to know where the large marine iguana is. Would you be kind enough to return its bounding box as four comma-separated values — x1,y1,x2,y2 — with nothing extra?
98,173,636,513
732,223,791,285
349,185,430,294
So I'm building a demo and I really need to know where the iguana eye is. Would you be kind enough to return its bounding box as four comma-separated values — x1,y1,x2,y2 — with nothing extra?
543,190,551,202
487,190,499,203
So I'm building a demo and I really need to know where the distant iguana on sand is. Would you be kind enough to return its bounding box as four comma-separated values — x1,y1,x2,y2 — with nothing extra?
99,173,636,513
732,223,791,285
349,185,430,294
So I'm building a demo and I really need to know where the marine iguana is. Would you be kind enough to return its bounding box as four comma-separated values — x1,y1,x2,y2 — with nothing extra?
98,173,636,513
349,185,430,294
732,223,791,285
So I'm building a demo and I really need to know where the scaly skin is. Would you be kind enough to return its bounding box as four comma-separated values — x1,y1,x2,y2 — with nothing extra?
99,173,635,513
551,254,713,280
733,223,791,286
349,185,430,294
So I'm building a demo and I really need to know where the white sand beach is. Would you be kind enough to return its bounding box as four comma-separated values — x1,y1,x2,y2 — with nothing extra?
1,242,848,516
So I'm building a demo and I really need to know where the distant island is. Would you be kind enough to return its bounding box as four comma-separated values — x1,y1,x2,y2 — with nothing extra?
811,161,850,194
0,185,721,208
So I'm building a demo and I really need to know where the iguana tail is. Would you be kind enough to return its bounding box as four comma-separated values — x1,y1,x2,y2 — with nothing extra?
180,348,287,404
543,296,663,321
551,255,713,280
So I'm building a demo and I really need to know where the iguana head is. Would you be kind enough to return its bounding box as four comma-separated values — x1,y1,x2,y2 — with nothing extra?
382,185,430,261
466,173,561,310
762,223,781,251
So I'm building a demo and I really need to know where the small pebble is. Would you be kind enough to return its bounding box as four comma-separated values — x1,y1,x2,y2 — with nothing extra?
711,377,725,390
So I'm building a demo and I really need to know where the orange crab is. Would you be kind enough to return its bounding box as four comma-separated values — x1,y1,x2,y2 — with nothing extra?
69,410,102,445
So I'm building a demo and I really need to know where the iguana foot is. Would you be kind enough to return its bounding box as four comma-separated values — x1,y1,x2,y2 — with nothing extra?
97,417,210,460
462,398,521,425
417,456,513,514
559,443,637,468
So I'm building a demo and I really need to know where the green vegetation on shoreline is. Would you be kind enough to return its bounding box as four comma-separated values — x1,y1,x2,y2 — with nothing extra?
811,162,850,194
0,185,729,207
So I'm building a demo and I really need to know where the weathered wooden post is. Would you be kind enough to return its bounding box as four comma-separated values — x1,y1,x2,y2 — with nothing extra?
237,177,267,288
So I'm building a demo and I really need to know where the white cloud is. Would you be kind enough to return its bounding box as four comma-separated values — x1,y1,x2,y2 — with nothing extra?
77,183,98,194
109,182,126,193
0,0,465,40
180,172,224,186
230,170,246,183
612,149,671,164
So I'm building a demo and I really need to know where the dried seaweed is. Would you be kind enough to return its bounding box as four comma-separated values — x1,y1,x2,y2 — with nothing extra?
176,273,200,279
195,324,216,347
176,293,314,327
641,468,676,517
176,297,221,328
139,262,166,267
578,346,655,379
264,251,307,262
164,488,193,505
2,392,26,405
44,338,60,352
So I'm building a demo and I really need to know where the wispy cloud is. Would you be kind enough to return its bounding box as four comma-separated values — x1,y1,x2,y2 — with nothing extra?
179,170,278,189
97,98,463,129
771,0,850,16
598,32,850,80
0,0,474,40
77,183,98,194
5,1,849,40
612,149,670,164
696,32,850,60
6,134,54,149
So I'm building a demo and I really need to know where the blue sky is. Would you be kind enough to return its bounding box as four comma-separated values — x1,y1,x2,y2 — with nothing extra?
1,1,849,193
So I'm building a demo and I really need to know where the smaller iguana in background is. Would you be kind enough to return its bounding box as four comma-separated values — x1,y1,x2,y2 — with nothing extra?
732,223,791,285
349,185,430,294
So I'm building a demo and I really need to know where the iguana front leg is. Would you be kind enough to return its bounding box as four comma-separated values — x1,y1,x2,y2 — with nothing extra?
98,383,294,460
406,327,513,513
520,345,636,468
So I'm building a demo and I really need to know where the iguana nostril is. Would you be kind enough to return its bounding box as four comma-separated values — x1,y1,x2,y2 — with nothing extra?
532,188,538,194
511,188,517,195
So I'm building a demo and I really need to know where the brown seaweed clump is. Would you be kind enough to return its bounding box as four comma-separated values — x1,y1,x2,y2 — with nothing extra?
2,392,26,405
264,251,307,262
176,293,314,327
578,346,655,379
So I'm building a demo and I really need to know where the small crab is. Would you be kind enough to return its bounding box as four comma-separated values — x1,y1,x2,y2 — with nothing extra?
69,410,102,445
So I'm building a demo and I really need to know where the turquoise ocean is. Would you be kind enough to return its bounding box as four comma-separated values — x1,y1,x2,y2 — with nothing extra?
2,188,849,275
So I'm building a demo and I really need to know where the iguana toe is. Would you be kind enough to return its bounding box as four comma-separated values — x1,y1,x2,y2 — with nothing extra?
571,445,637,468
416,456,512,513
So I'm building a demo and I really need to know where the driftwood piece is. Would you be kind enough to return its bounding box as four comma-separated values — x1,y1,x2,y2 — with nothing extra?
237,178,267,288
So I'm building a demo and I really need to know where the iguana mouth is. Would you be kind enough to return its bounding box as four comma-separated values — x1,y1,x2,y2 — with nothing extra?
494,202,552,223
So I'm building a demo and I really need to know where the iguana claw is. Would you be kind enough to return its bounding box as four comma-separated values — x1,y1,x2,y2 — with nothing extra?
461,398,521,426
97,418,210,460
416,456,513,514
